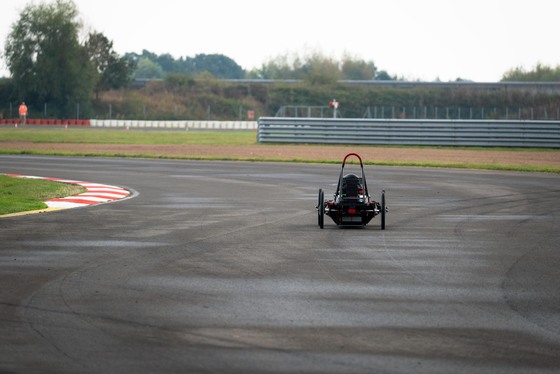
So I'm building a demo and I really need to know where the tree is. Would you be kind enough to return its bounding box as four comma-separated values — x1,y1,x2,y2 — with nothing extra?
3,0,96,118
125,51,245,79
157,53,178,73
341,55,377,80
501,63,560,82
134,58,164,79
185,54,245,78
249,52,382,83
85,31,135,99
375,70,396,81
0,78,16,119
302,53,341,85
250,53,303,79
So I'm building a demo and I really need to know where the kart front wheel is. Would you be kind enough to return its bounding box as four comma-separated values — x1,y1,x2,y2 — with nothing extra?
381,190,386,230
317,188,324,229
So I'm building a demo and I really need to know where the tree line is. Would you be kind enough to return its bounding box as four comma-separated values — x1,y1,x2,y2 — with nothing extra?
86,75,560,122
129,49,396,83
2,0,135,118
501,63,560,82
1,0,560,121
127,51,245,79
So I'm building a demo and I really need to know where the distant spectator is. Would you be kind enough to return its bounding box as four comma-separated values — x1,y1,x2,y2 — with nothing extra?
19,102,28,125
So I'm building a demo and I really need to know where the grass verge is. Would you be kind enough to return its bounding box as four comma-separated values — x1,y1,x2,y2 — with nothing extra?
1,128,559,173
0,175,86,215
0,128,257,145
1,149,558,173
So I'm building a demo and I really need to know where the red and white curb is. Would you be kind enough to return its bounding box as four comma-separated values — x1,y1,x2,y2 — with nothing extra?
5,174,131,211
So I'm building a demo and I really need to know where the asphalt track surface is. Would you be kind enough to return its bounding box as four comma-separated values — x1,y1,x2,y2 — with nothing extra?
1,155,559,373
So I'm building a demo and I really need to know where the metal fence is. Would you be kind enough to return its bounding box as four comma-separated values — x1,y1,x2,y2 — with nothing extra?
257,118,560,148
274,105,560,121
362,106,560,121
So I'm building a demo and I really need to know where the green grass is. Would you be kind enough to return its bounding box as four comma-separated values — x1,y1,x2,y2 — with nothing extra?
1,149,558,174
0,175,86,215
2,128,559,152
0,128,257,145
1,128,559,173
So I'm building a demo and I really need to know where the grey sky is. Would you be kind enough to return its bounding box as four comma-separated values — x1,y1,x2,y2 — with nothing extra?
1,0,559,81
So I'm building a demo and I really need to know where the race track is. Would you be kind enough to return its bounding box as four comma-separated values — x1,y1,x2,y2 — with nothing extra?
1,155,559,373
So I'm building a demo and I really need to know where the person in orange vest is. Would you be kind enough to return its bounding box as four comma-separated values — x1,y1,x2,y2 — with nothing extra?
19,102,28,126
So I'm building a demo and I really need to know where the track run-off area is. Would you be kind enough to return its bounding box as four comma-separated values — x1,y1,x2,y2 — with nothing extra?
1,155,559,373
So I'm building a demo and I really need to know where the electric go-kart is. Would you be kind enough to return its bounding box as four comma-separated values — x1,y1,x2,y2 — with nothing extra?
317,153,387,229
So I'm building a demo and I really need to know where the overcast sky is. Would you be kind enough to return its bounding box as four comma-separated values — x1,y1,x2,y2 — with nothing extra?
1,0,559,81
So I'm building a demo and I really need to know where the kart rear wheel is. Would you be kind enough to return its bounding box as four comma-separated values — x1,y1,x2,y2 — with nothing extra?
318,189,324,229
381,190,386,230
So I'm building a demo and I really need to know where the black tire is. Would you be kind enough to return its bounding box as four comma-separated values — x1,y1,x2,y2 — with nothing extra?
318,189,324,229
381,190,386,230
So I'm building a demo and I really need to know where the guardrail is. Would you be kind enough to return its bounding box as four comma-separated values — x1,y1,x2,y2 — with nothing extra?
257,118,560,148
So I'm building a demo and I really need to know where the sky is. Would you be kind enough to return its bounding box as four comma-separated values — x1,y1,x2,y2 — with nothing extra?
1,0,559,82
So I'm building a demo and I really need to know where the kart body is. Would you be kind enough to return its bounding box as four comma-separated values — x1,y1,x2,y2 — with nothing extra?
317,153,386,229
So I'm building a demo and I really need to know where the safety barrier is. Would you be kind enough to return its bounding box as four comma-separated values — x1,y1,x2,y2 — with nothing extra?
257,118,560,148
0,119,91,126
89,120,257,130
0,119,257,130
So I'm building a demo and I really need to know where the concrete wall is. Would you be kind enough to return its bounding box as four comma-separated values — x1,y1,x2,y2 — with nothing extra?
89,120,257,130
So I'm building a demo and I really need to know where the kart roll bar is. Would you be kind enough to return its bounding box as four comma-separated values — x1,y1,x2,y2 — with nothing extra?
335,153,369,196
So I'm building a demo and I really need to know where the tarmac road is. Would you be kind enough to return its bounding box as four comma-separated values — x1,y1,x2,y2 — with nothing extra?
1,155,559,373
